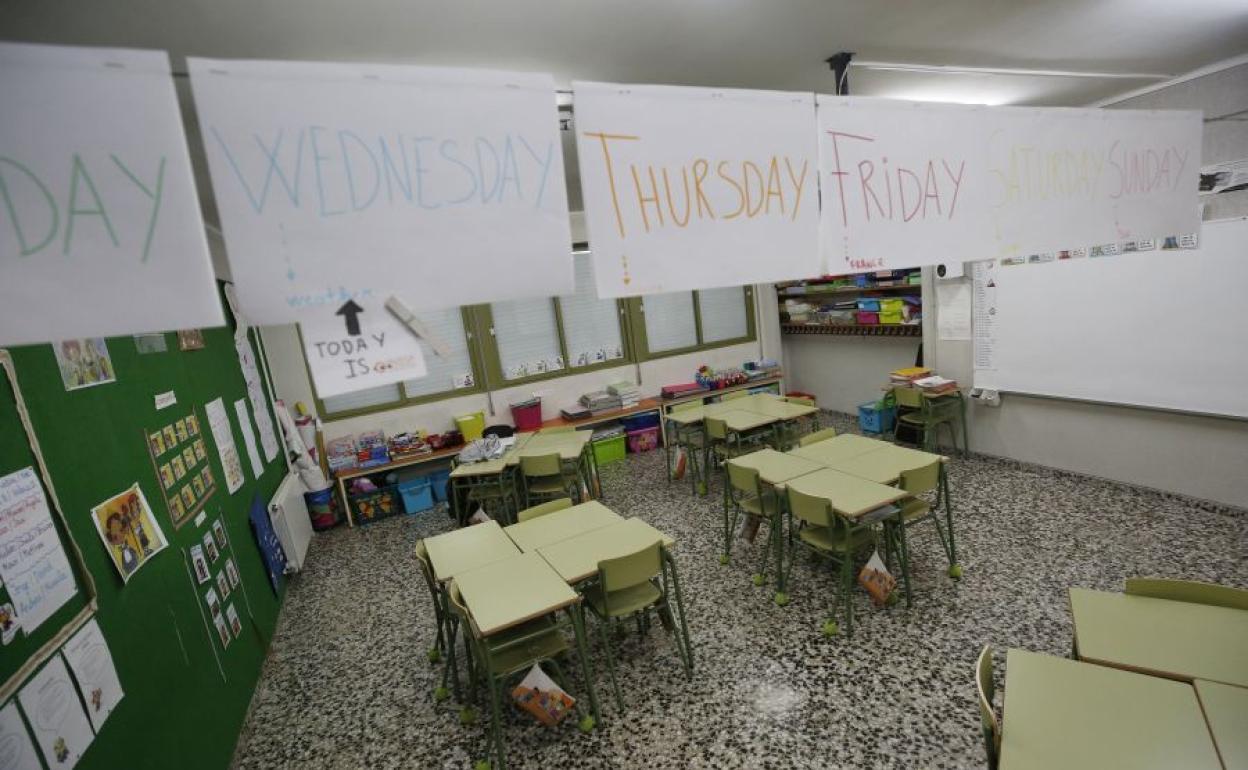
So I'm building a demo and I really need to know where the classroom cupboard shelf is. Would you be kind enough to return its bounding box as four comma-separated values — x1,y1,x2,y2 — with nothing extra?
776,283,921,297
781,323,921,337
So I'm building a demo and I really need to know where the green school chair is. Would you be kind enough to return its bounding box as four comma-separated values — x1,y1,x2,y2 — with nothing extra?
893,386,961,453
783,486,876,636
976,645,1001,770
517,497,573,523
667,401,707,496
583,541,694,711
1124,577,1248,610
798,427,838,447
722,463,783,594
446,582,584,770
414,540,447,664
880,459,949,605
520,452,579,508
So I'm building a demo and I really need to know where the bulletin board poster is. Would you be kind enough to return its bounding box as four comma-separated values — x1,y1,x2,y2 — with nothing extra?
815,95,1202,272
573,82,821,297
188,57,574,332
146,409,217,528
89,483,168,582
0,43,222,347
0,468,78,633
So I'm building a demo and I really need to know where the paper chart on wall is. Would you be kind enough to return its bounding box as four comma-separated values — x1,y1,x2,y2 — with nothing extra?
233,331,279,463
935,281,972,341
0,468,78,633
61,618,124,732
205,398,245,494
0,701,42,770
233,399,265,480
17,655,94,770
971,260,998,378
0,43,222,346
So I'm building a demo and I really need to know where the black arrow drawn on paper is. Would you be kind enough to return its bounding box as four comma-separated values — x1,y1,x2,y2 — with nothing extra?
336,300,364,337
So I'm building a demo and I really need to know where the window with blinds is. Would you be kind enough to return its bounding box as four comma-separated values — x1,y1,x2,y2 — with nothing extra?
491,297,563,380
643,291,698,353
321,382,403,415
402,306,477,398
560,253,624,367
698,286,749,343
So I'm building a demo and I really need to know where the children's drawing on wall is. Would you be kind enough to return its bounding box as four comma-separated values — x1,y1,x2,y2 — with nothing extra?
189,544,210,584
52,338,115,391
0,601,19,644
177,329,205,351
90,484,168,582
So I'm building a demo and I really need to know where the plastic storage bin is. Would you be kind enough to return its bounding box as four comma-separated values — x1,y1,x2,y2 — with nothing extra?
351,485,400,523
303,487,341,531
858,402,897,435
621,412,660,432
592,435,627,465
428,468,451,503
857,299,881,311
856,311,880,325
455,412,485,441
399,478,434,515
510,399,543,431
626,426,660,453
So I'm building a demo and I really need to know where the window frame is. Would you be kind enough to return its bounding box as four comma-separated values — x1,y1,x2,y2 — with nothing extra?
625,285,757,361
478,296,633,388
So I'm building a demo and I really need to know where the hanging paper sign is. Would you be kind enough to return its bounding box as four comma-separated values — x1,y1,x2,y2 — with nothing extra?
817,95,1202,272
0,43,222,346
574,82,820,296
298,308,427,398
188,58,573,325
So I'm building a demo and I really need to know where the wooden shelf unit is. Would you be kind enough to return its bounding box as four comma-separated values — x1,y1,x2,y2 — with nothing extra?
781,323,921,337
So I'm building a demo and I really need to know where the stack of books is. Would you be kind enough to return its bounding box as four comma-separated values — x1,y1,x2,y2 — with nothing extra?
912,375,958,395
560,403,591,421
607,381,640,408
889,366,931,385
580,390,622,415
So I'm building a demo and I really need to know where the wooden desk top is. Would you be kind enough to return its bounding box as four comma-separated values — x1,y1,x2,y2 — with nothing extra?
424,520,519,583
538,518,675,584
999,649,1220,770
1070,588,1248,687
716,409,777,433
454,552,579,637
503,500,623,552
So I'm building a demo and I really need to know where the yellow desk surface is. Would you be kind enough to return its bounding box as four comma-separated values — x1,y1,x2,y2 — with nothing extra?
514,430,592,463
999,649,1220,770
747,399,817,421
716,409,777,433
665,406,707,425
728,449,825,487
826,444,945,484
1070,588,1248,687
784,467,907,518
424,520,520,583
788,434,888,464
538,518,675,584
453,552,579,637
503,500,624,552
1195,679,1248,770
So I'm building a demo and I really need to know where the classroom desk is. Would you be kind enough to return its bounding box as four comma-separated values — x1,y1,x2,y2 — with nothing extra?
1069,588,1248,687
827,444,945,484
744,399,816,422
503,500,623,553
513,429,601,504
716,409,778,434
1194,679,1248,770
447,433,534,524
998,649,1220,770
452,551,602,730
537,518,675,584
727,448,824,489
788,433,887,464
784,467,909,520
424,519,519,583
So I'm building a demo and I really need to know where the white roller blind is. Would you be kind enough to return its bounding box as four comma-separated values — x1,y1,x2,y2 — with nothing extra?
643,292,698,353
322,383,402,415
402,306,476,398
492,298,563,380
699,287,748,343
560,253,624,367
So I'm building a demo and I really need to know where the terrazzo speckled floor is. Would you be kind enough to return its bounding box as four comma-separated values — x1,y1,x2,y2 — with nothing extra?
232,413,1247,769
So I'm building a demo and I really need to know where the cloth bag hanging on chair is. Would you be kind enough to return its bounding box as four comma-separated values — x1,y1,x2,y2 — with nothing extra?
857,550,896,606
512,664,575,726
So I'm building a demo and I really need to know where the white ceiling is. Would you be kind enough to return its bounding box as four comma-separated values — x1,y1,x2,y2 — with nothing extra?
7,0,1246,221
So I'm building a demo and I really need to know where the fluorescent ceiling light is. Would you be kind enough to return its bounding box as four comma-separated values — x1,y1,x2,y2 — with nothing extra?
852,60,1172,80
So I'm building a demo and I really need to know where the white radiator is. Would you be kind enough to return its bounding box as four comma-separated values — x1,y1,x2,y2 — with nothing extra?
268,471,314,572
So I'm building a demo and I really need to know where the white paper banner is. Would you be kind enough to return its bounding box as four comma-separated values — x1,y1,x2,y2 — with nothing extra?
299,310,427,398
0,43,222,346
573,82,820,296
189,58,574,326
205,398,244,494
817,96,1202,272
233,398,265,479
0,701,42,770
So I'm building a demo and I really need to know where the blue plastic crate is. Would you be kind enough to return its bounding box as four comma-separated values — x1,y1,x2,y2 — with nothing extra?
620,412,660,432
858,402,896,435
428,468,451,503
399,478,434,515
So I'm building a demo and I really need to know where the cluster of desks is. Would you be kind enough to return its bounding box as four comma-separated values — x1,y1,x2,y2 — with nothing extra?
728,434,957,602
999,589,1248,769
421,500,686,729
446,428,601,524
664,392,820,494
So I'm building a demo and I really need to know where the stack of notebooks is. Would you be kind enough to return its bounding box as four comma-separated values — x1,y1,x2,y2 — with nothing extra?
560,403,591,421
912,375,958,395
889,366,931,385
607,381,640,408
580,390,622,415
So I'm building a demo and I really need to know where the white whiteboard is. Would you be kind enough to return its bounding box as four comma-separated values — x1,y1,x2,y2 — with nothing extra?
0,43,221,345
573,82,820,297
974,217,1248,418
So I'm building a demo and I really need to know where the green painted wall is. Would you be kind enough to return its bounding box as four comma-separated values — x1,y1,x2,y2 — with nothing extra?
0,288,286,769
